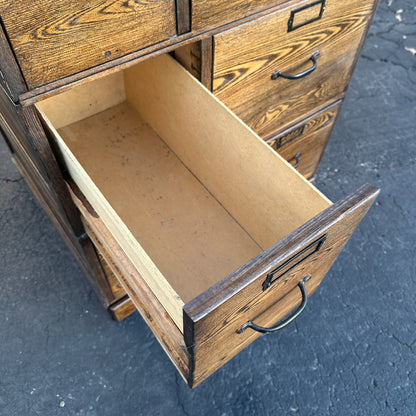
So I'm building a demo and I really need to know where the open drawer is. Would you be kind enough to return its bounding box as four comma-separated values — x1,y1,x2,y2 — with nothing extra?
36,54,378,387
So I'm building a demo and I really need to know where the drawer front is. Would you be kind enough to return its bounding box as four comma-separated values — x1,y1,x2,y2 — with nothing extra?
184,185,379,387
192,0,284,31
0,0,176,88
267,101,342,178
212,0,376,137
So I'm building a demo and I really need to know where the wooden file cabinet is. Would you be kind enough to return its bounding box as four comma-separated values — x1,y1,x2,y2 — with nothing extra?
0,0,379,387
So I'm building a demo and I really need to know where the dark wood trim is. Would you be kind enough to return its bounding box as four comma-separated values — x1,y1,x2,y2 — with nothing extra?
0,86,50,186
176,0,192,35
200,37,214,90
0,84,113,306
0,21,27,102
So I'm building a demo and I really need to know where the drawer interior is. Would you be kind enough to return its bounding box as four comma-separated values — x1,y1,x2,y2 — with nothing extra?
36,54,331,331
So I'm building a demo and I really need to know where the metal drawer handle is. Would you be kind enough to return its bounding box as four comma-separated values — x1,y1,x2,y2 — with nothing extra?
237,275,311,334
291,151,301,169
271,51,320,80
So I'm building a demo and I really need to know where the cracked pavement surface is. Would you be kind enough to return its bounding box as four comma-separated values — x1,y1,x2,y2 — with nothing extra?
1,1,415,414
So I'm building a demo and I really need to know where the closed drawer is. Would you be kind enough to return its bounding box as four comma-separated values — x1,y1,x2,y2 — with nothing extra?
212,0,376,137
0,0,176,88
36,54,378,387
83,218,136,321
192,0,284,31
267,101,342,178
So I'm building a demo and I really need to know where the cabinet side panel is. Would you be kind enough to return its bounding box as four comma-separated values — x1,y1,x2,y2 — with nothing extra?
0,23,27,102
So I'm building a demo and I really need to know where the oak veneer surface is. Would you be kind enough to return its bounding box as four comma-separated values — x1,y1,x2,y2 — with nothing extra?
212,0,377,137
0,26,27,102
0,0,176,88
192,0,286,31
109,296,137,322
268,101,342,179
69,185,190,381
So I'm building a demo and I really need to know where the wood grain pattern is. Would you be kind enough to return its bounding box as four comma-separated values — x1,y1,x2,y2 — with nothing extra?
1,129,114,309
124,55,331,251
0,0,176,88
38,54,333,331
200,38,214,90
0,75,85,239
0,87,49,185
14,1,319,105
192,0,286,31
20,105,85,238
0,25,27,102
267,101,342,179
109,295,136,321
97,252,129,302
184,184,379,387
173,38,213,89
69,183,190,382
212,0,377,137
176,0,191,35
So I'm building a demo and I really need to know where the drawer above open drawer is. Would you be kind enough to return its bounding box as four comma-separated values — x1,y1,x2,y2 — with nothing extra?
0,0,176,89
36,54,378,387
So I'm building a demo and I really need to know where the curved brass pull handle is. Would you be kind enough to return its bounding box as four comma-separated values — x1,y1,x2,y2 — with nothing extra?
237,275,311,334
271,52,320,80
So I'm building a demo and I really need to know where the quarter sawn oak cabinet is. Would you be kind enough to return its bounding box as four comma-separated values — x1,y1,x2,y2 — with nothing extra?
0,0,379,387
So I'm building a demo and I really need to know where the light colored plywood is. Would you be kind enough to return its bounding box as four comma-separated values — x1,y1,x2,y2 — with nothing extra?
36,72,126,129
37,101,264,328
124,55,332,251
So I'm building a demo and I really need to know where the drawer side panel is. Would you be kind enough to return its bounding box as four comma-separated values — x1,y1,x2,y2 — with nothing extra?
0,0,176,88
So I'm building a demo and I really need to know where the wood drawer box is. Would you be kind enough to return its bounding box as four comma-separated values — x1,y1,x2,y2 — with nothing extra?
0,0,176,88
266,100,342,179
34,54,378,387
212,0,377,137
